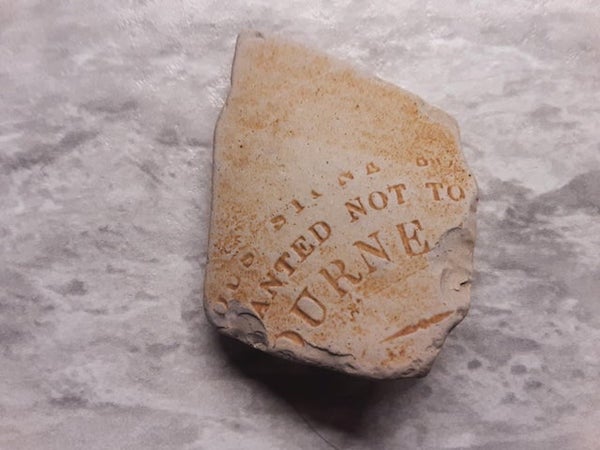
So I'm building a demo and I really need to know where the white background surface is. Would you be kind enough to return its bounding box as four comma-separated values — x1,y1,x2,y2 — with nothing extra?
1,1,599,449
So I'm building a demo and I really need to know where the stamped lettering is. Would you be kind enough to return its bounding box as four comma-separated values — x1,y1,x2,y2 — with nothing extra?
353,231,391,273
319,259,363,297
206,32,477,378
345,182,407,222
251,301,270,318
338,171,354,186
366,161,381,174
397,220,430,256
425,182,466,202
271,215,287,231
241,252,255,267
291,287,327,326
291,199,305,213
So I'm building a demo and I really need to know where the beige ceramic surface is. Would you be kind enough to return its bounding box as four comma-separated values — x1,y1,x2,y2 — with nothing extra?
204,31,477,378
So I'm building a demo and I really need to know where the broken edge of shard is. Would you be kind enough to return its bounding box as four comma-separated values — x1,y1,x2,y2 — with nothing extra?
204,31,478,379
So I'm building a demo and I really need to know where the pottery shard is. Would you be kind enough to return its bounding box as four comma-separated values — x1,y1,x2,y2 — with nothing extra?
204,31,478,379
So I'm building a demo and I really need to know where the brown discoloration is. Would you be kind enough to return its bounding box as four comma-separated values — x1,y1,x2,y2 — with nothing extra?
204,31,477,379
381,311,454,343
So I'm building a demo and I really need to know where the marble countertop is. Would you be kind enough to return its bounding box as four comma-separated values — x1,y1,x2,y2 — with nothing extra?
1,1,599,449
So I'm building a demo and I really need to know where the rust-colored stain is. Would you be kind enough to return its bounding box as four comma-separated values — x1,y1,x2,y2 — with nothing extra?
382,311,453,343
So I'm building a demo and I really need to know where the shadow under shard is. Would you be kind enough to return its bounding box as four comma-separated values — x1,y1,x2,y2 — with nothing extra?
216,333,421,437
